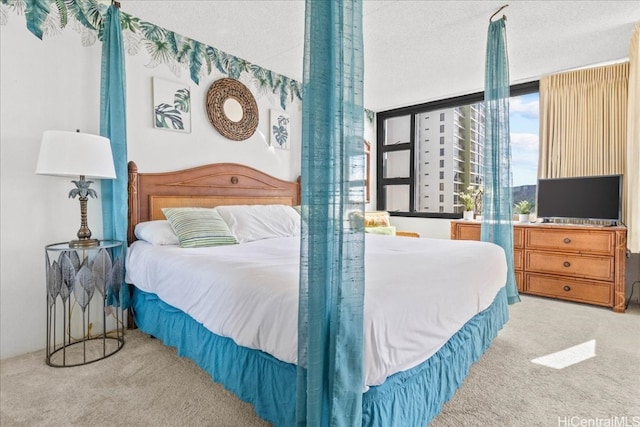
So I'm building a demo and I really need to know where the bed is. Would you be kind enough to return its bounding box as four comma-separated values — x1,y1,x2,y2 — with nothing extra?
125,161,509,426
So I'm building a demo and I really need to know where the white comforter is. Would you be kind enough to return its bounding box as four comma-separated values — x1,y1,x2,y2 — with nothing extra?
125,234,506,387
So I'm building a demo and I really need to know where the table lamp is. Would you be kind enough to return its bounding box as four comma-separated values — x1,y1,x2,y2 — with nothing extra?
36,130,116,248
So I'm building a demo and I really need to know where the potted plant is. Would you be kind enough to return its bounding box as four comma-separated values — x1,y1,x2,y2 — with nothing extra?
514,200,533,223
460,186,482,220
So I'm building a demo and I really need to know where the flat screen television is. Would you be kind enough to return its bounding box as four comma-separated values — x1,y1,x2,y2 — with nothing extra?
536,175,622,224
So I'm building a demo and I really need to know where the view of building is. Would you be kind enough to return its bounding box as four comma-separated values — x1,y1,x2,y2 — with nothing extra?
416,103,485,213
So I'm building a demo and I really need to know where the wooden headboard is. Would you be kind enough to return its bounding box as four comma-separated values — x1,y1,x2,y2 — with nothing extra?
127,161,300,244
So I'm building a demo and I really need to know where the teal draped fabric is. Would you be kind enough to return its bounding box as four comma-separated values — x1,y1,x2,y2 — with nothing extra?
481,18,520,305
297,0,365,425
100,5,130,308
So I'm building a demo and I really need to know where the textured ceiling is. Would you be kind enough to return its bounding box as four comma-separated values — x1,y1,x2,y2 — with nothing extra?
122,1,639,112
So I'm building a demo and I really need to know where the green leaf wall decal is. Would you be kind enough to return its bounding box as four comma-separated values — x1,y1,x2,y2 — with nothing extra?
53,0,66,28
146,38,173,68
139,18,165,42
279,77,289,111
79,0,103,39
25,0,51,39
188,39,204,84
119,8,139,32
206,45,228,75
65,0,96,31
165,30,179,57
3,0,384,122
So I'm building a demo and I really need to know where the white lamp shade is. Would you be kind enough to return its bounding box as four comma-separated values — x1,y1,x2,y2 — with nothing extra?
36,130,117,179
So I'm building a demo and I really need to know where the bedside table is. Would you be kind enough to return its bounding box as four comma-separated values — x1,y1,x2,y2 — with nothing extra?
45,240,125,367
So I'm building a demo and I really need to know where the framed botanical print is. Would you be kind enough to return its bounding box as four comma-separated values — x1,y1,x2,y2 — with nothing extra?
153,78,191,133
270,110,290,149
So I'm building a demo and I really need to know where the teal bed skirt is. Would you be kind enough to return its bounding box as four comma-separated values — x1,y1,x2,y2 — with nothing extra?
132,286,508,426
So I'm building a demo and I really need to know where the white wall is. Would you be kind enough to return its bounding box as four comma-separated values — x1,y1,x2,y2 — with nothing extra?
0,14,378,359
1,21,105,359
0,16,302,358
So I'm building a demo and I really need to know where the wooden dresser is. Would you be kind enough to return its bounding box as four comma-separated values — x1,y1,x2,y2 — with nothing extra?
450,221,627,312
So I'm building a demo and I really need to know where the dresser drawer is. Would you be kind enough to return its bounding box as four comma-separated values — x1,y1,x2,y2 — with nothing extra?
515,271,524,293
525,273,612,306
451,223,523,248
454,223,480,241
525,228,614,256
514,248,523,270
513,227,524,248
525,251,614,281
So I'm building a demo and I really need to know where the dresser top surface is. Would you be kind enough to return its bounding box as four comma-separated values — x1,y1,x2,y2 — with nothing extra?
451,220,626,232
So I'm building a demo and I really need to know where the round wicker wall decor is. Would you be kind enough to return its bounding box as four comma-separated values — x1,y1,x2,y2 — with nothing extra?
206,78,259,141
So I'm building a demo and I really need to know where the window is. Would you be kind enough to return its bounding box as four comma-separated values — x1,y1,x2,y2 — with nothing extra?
376,81,539,218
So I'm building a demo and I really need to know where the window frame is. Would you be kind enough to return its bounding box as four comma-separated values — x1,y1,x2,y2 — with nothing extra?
375,81,539,219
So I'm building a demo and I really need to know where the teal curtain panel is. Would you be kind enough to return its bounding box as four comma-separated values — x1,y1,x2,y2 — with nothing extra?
481,17,520,305
100,4,130,309
297,0,366,425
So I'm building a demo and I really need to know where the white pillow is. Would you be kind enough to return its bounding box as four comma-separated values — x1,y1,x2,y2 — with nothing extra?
134,220,180,245
215,205,300,243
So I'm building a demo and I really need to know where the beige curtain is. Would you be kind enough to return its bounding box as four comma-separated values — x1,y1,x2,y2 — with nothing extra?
539,61,629,224
627,23,640,253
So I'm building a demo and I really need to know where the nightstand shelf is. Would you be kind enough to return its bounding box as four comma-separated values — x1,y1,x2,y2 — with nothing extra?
45,240,125,367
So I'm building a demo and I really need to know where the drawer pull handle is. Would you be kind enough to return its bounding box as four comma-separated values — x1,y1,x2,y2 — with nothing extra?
563,237,571,244
563,285,571,292
563,261,571,268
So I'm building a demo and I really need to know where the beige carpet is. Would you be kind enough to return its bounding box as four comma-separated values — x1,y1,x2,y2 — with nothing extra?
2,295,639,427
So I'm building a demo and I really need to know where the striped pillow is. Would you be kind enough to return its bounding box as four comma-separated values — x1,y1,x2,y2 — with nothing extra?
365,225,396,236
162,207,238,248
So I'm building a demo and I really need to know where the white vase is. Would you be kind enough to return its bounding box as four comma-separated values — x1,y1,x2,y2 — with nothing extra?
463,211,474,221
518,213,529,223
